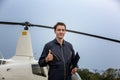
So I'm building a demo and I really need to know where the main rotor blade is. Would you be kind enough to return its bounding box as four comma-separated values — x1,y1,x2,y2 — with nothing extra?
30,23,120,43
0,21,53,29
66,29,120,43
0,21,120,43
0,21,25,26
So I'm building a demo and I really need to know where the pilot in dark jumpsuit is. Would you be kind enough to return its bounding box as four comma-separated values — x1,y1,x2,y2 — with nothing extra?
38,22,78,80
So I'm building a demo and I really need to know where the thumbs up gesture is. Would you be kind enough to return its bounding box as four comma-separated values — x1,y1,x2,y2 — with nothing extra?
45,49,53,62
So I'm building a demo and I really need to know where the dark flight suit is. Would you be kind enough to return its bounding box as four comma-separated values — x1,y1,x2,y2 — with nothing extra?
38,39,77,80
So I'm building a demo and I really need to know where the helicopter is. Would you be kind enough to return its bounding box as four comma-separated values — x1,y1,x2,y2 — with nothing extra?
0,21,82,80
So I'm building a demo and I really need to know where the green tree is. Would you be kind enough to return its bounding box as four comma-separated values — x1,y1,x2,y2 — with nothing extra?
102,68,116,80
78,68,90,80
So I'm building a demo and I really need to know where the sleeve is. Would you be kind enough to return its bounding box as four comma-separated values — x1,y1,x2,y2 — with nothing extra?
38,44,49,67
71,44,79,69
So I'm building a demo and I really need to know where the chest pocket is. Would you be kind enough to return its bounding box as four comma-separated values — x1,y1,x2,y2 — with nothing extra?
49,46,61,61
64,45,72,61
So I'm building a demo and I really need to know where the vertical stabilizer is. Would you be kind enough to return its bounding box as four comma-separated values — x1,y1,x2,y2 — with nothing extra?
15,30,33,58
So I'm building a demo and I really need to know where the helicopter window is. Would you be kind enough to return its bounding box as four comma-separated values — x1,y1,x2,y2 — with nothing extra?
31,64,47,77
0,60,6,65
0,52,6,65
0,60,2,65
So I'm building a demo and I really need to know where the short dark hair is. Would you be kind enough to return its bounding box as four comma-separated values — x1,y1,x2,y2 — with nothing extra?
54,22,66,30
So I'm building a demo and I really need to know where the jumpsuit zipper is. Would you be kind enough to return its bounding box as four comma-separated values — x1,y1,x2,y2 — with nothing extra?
60,46,66,80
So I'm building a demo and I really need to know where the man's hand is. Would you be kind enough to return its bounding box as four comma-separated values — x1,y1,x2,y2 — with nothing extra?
45,49,53,62
71,67,78,74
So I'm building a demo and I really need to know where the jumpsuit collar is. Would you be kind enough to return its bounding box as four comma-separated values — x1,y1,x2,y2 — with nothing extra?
53,38,66,45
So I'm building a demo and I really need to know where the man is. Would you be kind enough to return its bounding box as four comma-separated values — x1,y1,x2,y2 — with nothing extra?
38,22,78,80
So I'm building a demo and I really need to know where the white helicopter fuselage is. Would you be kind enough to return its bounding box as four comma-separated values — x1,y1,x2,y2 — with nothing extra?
0,30,48,80
0,58,48,80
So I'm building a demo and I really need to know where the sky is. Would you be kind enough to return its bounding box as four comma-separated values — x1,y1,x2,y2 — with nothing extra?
0,0,120,71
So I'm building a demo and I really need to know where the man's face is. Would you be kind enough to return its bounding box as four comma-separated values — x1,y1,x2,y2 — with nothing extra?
54,25,66,39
